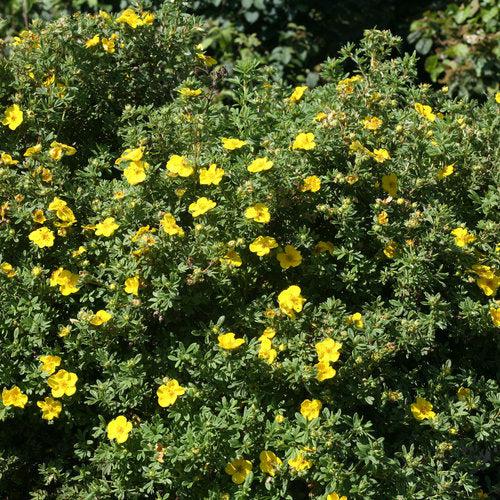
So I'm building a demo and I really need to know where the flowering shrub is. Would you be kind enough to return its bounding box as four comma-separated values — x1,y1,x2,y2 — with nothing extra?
1,5,499,499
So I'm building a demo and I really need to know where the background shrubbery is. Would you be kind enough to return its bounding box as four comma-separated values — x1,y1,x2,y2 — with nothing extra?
1,2,499,499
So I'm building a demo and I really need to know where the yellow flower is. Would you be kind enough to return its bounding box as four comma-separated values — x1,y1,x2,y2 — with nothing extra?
179,87,202,97
451,227,475,247
278,285,305,316
247,157,273,173
157,379,186,407
124,276,139,296
115,147,143,165
259,451,282,476
377,211,389,225
141,12,155,25
292,132,316,150
116,8,145,28
245,203,270,224
222,250,242,267
414,102,436,122
189,197,217,217
29,227,55,248
382,173,398,197
249,236,278,256
326,493,347,500
363,116,383,130
315,111,328,122
411,396,436,420
383,241,397,259
107,415,133,443
199,163,224,185
39,355,61,375
71,246,86,257
372,148,391,163
160,213,184,236
300,399,322,420
101,37,116,53
316,361,336,382
314,241,334,255
300,175,321,192
49,141,76,161
347,312,364,329
288,452,312,471
218,332,245,350
259,327,276,341
2,386,28,408
49,268,80,295
2,104,23,130
58,326,71,338
0,262,16,278
225,458,252,484
437,163,455,180
47,369,78,398
221,137,247,150
336,75,362,94
94,217,119,237
85,35,100,48
277,245,302,269
457,387,471,401
315,338,342,363
47,197,76,227
166,154,194,177
89,310,112,326
0,152,18,165
24,143,42,157
32,209,46,224
470,265,499,296
124,160,148,185
258,337,277,364
490,306,500,327
289,85,308,103
37,397,62,420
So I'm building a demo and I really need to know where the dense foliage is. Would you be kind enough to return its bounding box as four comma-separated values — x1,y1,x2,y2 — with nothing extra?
1,3,499,499
409,0,500,98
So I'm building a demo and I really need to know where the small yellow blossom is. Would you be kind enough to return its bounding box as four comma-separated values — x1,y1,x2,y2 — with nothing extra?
316,361,336,382
315,338,342,363
451,227,475,247
2,386,28,408
178,87,202,97
288,452,312,471
414,103,436,122
199,163,224,185
116,8,147,28
89,310,112,326
384,240,397,259
300,175,321,192
314,241,334,255
124,276,139,296
457,387,471,401
107,415,133,443
166,154,194,177
278,285,305,316
347,312,364,329
157,379,186,407
39,355,61,375
258,337,277,364
49,141,76,161
490,306,500,327
29,227,55,248
0,152,18,165
225,458,252,484
336,75,362,94
372,148,391,163
115,147,143,165
37,397,62,420
160,213,185,237
221,138,247,150
58,326,71,338
292,132,316,150
49,268,80,295
189,197,216,217
411,396,436,420
218,332,245,350
382,173,398,197
259,327,276,340
47,370,78,398
2,104,23,130
124,160,148,185
277,245,302,269
437,163,455,180
24,143,42,157
327,493,347,500
289,85,308,103
245,203,270,224
222,250,242,267
377,211,389,225
363,116,383,130
259,451,282,476
0,262,16,278
315,111,328,122
249,236,278,256
94,217,119,237
85,35,100,48
247,157,273,173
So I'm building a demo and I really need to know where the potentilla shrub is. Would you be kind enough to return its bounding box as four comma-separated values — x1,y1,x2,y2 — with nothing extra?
0,7,499,499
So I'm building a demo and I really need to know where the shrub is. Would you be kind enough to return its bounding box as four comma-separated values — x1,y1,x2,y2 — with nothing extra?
1,6,499,499
409,0,500,98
